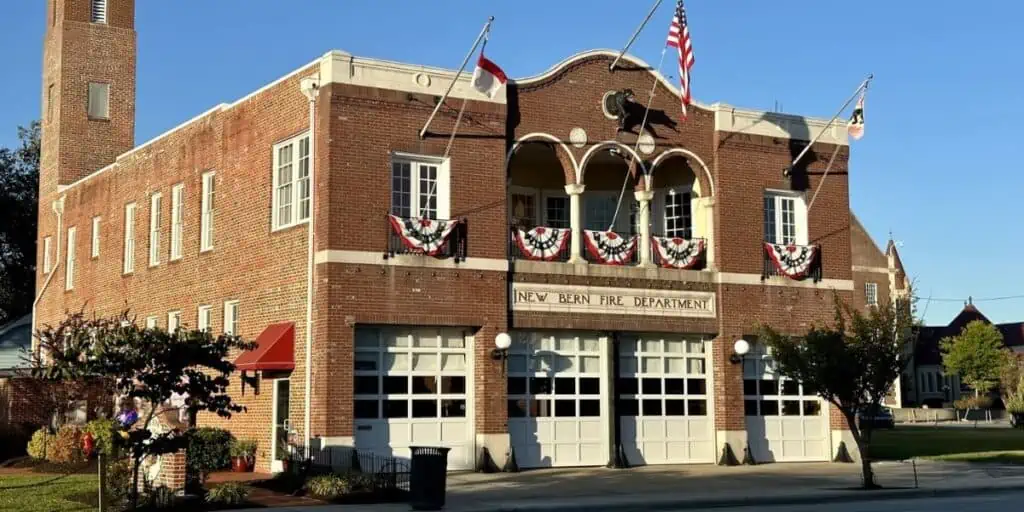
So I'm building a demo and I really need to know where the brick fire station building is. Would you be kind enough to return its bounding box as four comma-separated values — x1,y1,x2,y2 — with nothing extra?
34,0,905,472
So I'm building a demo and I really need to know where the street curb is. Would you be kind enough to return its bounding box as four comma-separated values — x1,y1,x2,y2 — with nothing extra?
481,483,1024,512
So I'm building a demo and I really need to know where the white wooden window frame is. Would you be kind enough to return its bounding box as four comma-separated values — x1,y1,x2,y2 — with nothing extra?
91,216,101,258
271,132,311,231
87,82,110,120
200,171,215,252
168,310,181,333
123,203,136,274
65,226,76,290
763,190,808,245
389,153,450,220
542,190,570,229
509,186,540,228
197,305,213,332
145,316,158,329
224,300,239,335
170,184,184,260
149,193,162,267
43,236,52,273
583,191,632,233
865,282,878,307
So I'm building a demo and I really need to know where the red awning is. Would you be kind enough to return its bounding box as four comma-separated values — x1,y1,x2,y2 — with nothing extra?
234,322,295,371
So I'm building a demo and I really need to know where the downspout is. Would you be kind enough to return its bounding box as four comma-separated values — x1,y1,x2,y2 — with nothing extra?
300,76,320,457
30,196,66,356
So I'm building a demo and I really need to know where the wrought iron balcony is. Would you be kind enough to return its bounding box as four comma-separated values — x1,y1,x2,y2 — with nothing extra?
384,214,467,262
509,224,572,262
762,242,822,282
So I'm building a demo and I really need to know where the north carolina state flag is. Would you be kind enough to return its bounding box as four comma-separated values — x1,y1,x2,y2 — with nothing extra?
471,50,507,99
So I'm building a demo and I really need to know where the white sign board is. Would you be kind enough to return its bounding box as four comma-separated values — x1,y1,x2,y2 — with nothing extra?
512,283,716,318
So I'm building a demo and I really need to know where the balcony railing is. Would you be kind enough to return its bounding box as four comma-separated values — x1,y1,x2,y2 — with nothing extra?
762,242,822,282
509,224,572,262
384,214,467,262
651,236,706,270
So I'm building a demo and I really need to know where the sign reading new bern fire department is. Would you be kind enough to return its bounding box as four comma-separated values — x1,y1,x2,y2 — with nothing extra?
512,283,716,318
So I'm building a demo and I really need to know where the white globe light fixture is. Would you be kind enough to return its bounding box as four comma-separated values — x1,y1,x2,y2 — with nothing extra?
731,339,750,364
492,332,512,364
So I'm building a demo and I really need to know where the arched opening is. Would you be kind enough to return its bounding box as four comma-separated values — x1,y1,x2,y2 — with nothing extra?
506,139,574,262
648,155,701,241
577,143,646,265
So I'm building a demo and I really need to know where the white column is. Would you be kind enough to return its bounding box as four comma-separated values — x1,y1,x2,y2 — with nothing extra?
693,196,716,269
634,190,654,267
565,184,586,264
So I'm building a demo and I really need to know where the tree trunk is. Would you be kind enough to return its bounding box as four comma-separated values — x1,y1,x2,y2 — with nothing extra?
856,441,878,490
130,457,141,509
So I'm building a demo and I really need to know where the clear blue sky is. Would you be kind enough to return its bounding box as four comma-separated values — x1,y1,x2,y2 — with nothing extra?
2,1,1021,325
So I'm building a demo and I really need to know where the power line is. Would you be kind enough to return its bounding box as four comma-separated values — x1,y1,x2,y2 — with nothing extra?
911,294,1024,303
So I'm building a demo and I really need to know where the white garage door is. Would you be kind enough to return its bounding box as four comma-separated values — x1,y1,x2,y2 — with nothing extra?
507,332,606,468
743,349,828,462
618,334,715,465
353,327,474,470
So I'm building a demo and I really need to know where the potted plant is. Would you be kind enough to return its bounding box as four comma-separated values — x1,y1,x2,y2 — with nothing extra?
230,439,257,472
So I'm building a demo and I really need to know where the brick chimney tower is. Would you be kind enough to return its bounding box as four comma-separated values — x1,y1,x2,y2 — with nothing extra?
41,0,136,196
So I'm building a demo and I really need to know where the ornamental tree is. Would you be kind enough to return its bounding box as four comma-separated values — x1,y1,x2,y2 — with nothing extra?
758,293,915,489
941,320,1012,397
27,310,255,507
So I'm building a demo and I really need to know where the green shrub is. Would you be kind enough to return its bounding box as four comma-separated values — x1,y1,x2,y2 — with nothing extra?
83,417,118,456
26,428,55,460
146,486,176,509
229,438,257,458
305,474,351,500
954,395,994,410
205,482,250,506
186,427,234,490
49,424,85,464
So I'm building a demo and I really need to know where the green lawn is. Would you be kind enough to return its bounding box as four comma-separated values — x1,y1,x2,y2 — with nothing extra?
0,474,95,512
870,426,1024,461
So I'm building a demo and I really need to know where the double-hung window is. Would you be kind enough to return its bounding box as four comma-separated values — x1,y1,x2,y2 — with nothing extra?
763,191,807,245
197,305,213,332
170,184,184,260
200,171,215,251
168,311,181,333
664,189,693,239
65,226,76,290
224,300,239,336
390,155,448,220
272,133,311,230
145,316,158,330
149,193,162,267
865,282,878,307
509,188,538,229
123,203,136,274
584,193,623,232
544,195,570,229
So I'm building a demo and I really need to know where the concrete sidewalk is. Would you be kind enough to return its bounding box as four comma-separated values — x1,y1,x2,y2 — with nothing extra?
226,460,1024,512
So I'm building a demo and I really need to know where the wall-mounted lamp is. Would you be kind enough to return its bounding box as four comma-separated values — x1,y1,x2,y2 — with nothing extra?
730,339,750,364
491,332,512,361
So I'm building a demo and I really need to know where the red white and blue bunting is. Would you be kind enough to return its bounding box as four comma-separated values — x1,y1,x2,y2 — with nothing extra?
513,227,571,261
652,237,704,269
387,215,459,256
764,242,818,279
583,230,637,265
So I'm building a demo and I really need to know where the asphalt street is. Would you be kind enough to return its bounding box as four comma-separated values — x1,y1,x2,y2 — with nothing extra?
693,490,1024,512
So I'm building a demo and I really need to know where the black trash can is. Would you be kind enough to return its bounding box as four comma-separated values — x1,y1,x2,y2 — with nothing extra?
409,446,451,510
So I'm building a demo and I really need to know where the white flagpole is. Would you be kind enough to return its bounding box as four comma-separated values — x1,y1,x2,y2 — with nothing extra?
419,17,494,139
610,0,664,72
785,74,873,176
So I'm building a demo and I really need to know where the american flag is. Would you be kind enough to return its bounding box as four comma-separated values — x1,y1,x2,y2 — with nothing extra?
666,0,695,119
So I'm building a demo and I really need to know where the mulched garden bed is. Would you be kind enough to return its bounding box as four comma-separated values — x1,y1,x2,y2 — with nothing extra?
1,456,98,474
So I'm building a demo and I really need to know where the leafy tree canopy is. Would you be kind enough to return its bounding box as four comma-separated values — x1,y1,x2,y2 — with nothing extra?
0,121,40,325
940,320,1011,394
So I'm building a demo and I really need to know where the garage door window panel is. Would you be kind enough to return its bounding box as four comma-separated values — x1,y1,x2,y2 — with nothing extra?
618,336,708,417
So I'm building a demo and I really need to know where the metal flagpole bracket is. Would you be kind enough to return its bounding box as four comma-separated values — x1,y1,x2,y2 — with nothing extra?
419,16,495,139
783,73,873,177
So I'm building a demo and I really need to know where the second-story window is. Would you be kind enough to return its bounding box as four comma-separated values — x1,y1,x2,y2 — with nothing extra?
272,133,311,230
87,83,109,120
170,184,183,260
509,189,537,229
763,191,807,245
390,155,448,219
198,305,213,332
200,171,215,252
664,189,692,239
65,226,76,290
865,282,878,307
123,202,136,274
91,216,101,258
545,196,569,228
43,236,52,273
224,300,239,335
149,193,162,267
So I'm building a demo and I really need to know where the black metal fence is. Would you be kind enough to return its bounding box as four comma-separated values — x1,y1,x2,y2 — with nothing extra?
384,216,467,262
287,443,411,495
